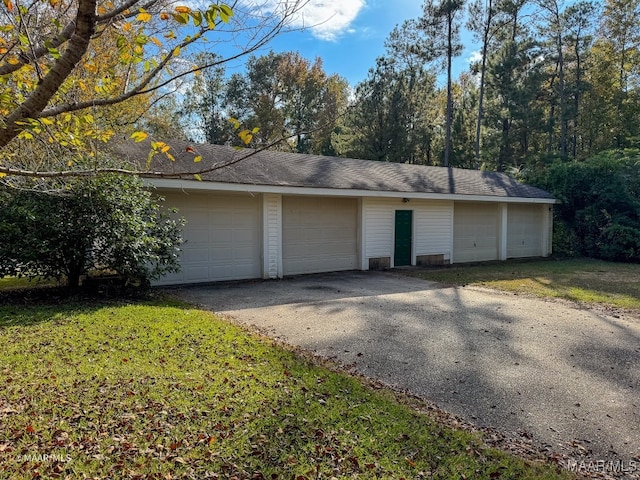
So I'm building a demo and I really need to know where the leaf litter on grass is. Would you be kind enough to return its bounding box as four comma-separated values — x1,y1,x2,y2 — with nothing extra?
0,302,574,479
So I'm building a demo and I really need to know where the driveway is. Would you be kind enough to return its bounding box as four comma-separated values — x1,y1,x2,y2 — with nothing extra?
169,271,640,474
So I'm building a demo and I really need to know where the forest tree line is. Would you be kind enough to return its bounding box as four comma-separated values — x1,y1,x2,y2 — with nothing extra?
142,0,640,262
147,0,640,173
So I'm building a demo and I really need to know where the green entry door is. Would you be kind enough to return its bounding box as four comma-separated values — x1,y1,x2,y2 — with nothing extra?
394,210,413,266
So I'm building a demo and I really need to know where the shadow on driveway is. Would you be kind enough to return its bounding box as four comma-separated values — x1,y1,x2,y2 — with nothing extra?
166,270,640,473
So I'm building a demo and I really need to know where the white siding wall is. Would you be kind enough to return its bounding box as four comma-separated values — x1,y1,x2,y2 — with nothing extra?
363,197,453,266
414,200,453,260
363,198,395,258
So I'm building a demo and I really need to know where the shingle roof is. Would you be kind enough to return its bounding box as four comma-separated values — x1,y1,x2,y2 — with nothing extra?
107,137,554,200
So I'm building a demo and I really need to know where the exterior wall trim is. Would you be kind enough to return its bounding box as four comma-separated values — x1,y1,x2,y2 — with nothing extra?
498,203,508,261
148,179,556,204
262,193,282,279
541,204,551,257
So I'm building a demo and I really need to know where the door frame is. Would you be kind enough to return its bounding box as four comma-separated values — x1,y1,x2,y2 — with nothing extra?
393,209,413,267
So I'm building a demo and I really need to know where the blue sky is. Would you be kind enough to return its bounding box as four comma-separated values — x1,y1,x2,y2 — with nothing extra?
227,0,478,87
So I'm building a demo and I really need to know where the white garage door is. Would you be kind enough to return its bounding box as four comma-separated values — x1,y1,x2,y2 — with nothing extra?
156,192,261,285
453,203,499,263
282,196,358,275
507,204,542,258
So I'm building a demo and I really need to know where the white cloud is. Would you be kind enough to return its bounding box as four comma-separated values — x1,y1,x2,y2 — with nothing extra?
467,50,483,64
244,0,365,41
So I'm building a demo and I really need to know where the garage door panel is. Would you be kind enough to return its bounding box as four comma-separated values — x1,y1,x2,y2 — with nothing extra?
210,229,233,242
454,203,499,263
283,196,358,276
183,246,209,262
232,229,256,243
156,192,262,285
477,236,498,249
186,210,209,222
231,245,258,259
187,228,210,243
508,205,542,258
187,266,210,282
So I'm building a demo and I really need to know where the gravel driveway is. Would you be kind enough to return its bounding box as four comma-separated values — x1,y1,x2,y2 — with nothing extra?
170,271,640,475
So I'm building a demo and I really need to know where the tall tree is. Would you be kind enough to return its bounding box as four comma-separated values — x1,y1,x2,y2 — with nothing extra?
600,0,640,147
537,0,568,156
486,38,546,170
0,0,306,181
467,0,497,167
223,51,349,154
421,0,465,166
180,53,232,144
563,1,597,158
451,73,480,168
481,0,549,171
388,0,464,166
278,53,349,154
345,56,437,164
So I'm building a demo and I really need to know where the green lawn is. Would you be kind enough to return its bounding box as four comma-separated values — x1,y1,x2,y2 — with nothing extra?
0,301,572,479
404,258,640,311
0,276,55,290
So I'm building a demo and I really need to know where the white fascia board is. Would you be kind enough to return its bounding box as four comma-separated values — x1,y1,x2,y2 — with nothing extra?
146,178,556,205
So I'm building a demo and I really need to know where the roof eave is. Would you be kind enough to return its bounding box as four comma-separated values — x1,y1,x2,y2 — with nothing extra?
146,178,557,204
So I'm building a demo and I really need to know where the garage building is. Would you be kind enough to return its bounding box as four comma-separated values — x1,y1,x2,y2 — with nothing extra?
109,140,555,285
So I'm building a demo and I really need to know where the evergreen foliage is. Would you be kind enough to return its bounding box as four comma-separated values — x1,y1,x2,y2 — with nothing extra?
0,175,183,288
525,150,640,262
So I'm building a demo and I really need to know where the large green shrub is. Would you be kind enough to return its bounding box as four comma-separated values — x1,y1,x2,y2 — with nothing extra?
0,175,184,288
525,150,640,262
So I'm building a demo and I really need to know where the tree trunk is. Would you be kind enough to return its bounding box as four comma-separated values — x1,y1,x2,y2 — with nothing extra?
498,117,510,172
572,39,582,158
474,0,492,169
558,31,567,156
547,67,557,154
0,0,97,147
444,10,454,167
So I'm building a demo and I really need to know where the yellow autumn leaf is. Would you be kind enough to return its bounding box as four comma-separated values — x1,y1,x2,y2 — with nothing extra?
152,141,171,153
131,131,148,142
150,37,162,47
137,12,151,22
122,22,132,32
194,155,202,163
84,63,98,73
238,129,253,145
174,5,190,13
0,172,6,178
